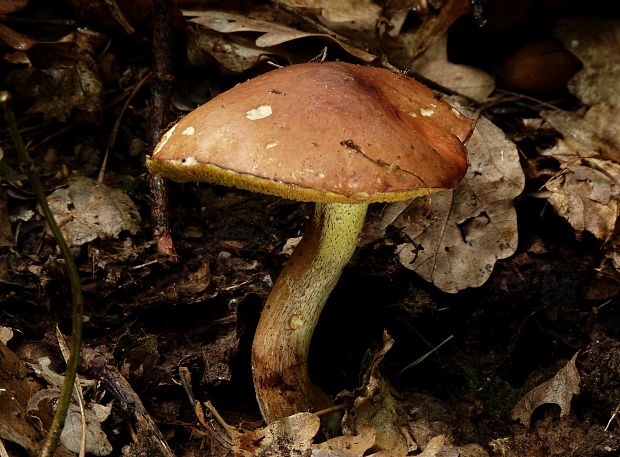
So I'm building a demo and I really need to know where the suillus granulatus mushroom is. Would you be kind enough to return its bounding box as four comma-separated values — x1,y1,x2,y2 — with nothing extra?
147,61,474,422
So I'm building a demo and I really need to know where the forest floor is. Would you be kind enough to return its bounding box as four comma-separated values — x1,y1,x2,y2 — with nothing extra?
1,1,620,456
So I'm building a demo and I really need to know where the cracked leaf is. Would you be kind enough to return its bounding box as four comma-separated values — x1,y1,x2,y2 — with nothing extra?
376,116,524,293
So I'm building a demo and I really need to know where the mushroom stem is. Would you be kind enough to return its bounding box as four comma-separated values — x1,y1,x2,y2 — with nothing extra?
251,202,368,422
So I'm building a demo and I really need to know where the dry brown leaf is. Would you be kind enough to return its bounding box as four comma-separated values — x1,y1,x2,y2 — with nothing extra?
404,0,470,63
60,403,113,456
340,333,414,457
199,409,320,457
0,22,37,50
511,353,581,427
539,105,620,241
374,116,524,293
0,326,13,345
4,29,104,122
0,342,45,455
315,425,376,456
185,9,375,72
410,34,495,103
540,19,620,269
545,159,620,241
280,0,381,32
417,435,446,457
554,19,620,107
541,104,620,163
186,26,272,73
379,1,470,70
0,0,28,14
0,187,14,247
47,176,141,247
457,443,489,457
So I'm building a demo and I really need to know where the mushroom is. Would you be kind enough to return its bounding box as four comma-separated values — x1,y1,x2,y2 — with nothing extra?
147,61,474,422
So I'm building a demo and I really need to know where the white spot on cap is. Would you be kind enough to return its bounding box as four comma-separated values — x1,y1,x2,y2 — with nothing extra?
182,126,195,136
181,156,198,166
451,107,462,117
266,142,278,149
153,124,177,155
408,111,417,118
246,105,272,120
420,107,435,117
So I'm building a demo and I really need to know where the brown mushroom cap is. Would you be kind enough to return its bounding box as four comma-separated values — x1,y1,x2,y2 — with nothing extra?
147,61,473,203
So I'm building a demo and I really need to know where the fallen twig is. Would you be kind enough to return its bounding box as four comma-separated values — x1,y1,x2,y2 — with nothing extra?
0,91,84,457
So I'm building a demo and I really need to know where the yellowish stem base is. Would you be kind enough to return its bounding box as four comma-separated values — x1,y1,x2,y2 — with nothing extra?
251,202,368,422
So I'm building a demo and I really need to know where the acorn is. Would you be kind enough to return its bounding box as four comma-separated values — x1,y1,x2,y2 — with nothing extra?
500,39,581,94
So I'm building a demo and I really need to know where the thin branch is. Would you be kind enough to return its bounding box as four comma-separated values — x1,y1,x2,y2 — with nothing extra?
149,0,178,258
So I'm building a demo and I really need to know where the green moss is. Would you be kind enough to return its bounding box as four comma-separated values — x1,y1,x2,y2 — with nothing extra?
451,355,529,418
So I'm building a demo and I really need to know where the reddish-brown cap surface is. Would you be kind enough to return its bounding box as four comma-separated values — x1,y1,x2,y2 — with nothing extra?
147,61,474,203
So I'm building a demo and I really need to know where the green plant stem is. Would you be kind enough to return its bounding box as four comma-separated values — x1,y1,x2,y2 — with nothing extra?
0,91,84,457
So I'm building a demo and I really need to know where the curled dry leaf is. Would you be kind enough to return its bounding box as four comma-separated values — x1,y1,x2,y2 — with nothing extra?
379,0,470,70
315,426,376,456
47,176,141,247
0,326,13,344
5,29,105,122
554,19,620,107
404,0,470,63
410,35,495,103
0,0,29,14
511,353,581,427
417,435,446,457
0,187,14,247
186,27,273,74
199,408,320,457
0,22,38,50
545,158,620,241
539,105,620,242
185,9,375,73
340,332,415,456
541,105,620,163
0,342,45,455
371,116,524,293
541,19,620,273
279,0,382,32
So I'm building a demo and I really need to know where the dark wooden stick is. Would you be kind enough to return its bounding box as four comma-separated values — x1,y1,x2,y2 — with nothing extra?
149,0,178,258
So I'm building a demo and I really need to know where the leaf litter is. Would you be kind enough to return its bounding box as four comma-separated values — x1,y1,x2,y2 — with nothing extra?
534,19,620,279
1,2,620,457
364,115,525,293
